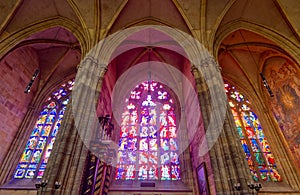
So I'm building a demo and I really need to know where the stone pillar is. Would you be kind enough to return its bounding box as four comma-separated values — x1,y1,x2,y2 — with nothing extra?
39,100,88,195
41,56,107,195
192,61,253,194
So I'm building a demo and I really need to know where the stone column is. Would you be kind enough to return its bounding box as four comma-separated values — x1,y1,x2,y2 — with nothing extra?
39,100,87,195
41,56,107,195
192,60,253,194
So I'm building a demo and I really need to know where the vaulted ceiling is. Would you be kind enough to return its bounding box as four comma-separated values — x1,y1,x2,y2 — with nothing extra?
0,0,300,175
0,0,299,98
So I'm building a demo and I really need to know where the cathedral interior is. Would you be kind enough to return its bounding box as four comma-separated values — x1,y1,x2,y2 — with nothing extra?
0,0,300,194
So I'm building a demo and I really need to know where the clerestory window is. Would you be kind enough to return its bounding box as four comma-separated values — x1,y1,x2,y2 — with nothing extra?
14,79,74,179
225,81,281,182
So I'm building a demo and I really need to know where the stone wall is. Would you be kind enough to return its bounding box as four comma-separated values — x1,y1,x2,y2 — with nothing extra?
0,46,38,166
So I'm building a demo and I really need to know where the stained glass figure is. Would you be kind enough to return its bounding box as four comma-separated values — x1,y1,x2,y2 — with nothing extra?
126,165,135,180
140,166,148,180
161,165,171,180
149,139,157,151
171,165,180,180
170,152,179,164
14,79,74,179
128,151,136,163
148,165,158,180
224,81,281,182
115,81,180,181
128,138,137,151
149,152,158,164
115,165,126,180
149,126,157,138
160,152,169,164
117,151,127,164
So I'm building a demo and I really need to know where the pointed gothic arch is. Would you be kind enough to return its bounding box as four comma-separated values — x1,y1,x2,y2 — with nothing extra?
224,80,282,182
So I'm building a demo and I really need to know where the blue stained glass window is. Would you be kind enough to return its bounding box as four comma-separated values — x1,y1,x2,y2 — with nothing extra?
224,81,281,182
14,79,74,179
115,81,181,181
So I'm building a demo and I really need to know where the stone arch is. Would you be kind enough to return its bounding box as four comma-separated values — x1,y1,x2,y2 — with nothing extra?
0,18,83,185
72,25,227,158
0,16,88,59
68,24,253,194
217,24,300,189
0,75,76,185
213,20,300,65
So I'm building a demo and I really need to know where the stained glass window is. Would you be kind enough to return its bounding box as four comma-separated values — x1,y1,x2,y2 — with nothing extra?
225,81,281,182
115,81,180,181
14,79,74,179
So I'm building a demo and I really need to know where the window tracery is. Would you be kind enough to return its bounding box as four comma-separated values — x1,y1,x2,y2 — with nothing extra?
115,81,180,181
225,81,281,182
14,79,74,179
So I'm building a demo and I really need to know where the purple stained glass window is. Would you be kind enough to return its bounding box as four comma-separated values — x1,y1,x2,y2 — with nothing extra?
14,79,74,179
115,81,181,181
224,81,282,182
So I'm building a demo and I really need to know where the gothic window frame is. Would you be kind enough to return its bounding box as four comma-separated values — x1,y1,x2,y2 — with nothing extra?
13,79,74,180
224,80,282,182
113,80,182,183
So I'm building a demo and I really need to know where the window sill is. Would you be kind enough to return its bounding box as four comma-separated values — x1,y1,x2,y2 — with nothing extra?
0,179,38,190
109,180,192,192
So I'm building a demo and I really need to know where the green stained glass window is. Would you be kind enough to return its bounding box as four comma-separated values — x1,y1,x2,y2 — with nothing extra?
14,79,74,179
225,81,281,182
